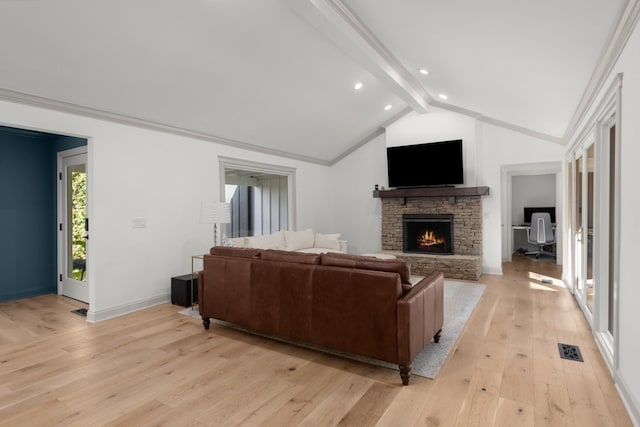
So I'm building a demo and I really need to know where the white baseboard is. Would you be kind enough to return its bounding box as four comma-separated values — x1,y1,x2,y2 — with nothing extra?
615,372,640,427
86,293,170,323
483,265,503,276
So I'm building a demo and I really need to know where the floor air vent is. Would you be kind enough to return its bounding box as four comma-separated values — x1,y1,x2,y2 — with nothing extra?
71,308,88,317
558,343,583,362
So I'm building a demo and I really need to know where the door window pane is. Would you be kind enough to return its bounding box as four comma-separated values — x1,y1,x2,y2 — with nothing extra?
608,125,616,333
575,156,583,293
67,165,87,282
587,145,595,312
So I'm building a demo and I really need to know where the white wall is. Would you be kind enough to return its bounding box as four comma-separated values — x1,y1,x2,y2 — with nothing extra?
0,99,332,322
329,134,387,254
565,15,640,424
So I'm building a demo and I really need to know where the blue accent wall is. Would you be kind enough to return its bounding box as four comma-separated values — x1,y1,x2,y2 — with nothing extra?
0,126,86,302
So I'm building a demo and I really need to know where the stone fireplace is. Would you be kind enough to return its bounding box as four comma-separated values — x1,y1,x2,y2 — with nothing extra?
374,186,489,280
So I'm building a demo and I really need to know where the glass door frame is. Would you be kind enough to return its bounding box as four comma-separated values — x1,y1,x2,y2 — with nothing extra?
571,145,591,323
593,110,619,361
57,146,89,303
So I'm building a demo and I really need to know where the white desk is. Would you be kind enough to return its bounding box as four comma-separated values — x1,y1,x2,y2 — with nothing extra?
512,225,556,255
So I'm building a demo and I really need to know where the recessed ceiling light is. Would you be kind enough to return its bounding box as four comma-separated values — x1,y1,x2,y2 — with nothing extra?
419,69,429,75
354,82,363,90
438,94,448,100
384,104,392,111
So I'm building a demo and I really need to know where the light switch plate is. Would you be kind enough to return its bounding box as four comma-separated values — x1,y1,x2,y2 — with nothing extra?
132,218,146,228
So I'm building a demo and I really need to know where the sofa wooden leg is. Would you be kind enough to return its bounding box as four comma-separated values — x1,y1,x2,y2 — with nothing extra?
202,316,210,330
433,329,442,343
399,365,411,385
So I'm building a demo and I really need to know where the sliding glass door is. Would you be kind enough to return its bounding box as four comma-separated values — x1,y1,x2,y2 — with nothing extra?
567,115,618,363
566,76,621,371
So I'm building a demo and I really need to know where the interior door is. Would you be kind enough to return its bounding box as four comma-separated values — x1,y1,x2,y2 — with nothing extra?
59,149,88,303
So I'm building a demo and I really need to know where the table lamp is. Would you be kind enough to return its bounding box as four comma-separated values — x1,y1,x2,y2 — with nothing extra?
200,201,231,246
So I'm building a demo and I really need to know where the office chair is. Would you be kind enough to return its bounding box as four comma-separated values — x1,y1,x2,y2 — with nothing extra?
526,212,556,258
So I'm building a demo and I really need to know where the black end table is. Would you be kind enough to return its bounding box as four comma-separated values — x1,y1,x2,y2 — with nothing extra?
171,274,198,307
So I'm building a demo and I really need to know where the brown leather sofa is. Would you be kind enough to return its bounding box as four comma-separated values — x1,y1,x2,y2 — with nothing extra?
198,247,444,385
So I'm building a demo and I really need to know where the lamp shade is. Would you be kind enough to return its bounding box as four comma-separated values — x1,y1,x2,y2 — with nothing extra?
200,201,231,224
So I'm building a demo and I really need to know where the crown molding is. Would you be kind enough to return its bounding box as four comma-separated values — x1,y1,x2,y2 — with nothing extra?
0,88,333,166
430,100,563,144
562,0,640,143
329,106,412,165
568,73,623,152
330,127,384,166
476,116,562,144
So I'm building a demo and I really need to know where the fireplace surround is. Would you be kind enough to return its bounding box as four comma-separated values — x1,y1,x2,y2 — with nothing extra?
374,186,489,280
403,214,453,255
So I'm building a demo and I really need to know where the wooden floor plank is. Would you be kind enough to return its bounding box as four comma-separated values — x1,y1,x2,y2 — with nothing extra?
494,397,534,427
533,382,574,427
455,367,502,426
337,382,399,426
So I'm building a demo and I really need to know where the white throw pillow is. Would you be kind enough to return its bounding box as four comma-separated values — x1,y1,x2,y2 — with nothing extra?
284,229,315,251
314,233,341,250
225,237,247,248
244,231,285,249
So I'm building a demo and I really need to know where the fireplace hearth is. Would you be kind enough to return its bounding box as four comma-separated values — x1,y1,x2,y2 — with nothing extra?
403,214,453,255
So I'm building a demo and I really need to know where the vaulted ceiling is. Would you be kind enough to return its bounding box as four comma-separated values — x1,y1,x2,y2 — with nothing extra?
0,0,632,164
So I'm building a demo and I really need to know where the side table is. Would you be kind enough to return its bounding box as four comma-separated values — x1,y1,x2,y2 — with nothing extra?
190,254,205,307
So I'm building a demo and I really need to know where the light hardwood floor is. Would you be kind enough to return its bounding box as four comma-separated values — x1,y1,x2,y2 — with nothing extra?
0,257,633,426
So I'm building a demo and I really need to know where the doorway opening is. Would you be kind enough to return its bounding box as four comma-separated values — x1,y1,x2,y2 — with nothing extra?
219,157,296,239
501,162,562,264
0,125,87,304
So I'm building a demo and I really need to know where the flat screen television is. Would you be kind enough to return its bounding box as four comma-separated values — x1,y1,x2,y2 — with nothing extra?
386,139,463,188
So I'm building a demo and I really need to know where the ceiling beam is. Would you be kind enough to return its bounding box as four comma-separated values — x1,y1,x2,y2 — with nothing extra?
289,0,431,113
292,0,565,148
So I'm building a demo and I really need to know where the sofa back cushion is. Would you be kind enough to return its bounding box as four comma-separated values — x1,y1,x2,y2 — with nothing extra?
210,246,261,259
244,231,285,250
261,249,321,265
314,233,341,250
284,229,315,251
321,253,411,284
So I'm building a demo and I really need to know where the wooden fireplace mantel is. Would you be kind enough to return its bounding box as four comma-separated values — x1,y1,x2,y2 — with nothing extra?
373,186,489,200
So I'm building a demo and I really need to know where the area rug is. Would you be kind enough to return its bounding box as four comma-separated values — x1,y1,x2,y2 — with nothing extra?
179,280,486,379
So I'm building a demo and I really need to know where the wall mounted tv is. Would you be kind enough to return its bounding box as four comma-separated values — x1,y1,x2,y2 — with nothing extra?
386,139,463,188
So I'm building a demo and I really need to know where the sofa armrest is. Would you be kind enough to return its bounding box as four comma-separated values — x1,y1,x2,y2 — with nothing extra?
338,240,348,253
197,270,206,316
396,272,444,367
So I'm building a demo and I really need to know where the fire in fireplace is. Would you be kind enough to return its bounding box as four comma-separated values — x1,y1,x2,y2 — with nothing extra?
403,214,453,255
